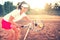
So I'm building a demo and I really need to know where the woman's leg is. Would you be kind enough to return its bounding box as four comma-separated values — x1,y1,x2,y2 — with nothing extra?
8,29,15,40
1,29,15,40
1,19,15,40
11,25,21,40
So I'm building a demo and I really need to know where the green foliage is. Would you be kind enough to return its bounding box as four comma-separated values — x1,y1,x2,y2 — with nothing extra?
4,1,16,15
0,1,16,16
0,4,3,16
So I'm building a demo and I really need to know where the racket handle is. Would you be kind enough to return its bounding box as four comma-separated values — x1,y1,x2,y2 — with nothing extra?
35,23,37,26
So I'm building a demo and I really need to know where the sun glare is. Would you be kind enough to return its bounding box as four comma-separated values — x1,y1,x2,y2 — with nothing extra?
28,0,56,9
3,0,58,9
28,0,46,9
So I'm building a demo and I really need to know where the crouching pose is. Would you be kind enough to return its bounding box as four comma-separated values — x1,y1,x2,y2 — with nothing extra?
1,1,31,40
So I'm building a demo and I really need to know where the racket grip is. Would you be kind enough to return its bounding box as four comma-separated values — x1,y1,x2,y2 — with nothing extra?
21,26,24,28
35,23,37,26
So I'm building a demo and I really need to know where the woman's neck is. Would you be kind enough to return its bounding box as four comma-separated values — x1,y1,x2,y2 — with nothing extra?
20,10,24,15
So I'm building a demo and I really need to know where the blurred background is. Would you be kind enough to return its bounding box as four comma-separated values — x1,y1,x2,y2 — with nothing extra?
0,0,60,16
0,0,60,40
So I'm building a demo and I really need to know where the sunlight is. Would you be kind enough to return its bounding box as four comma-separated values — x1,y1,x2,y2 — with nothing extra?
12,0,57,9
28,0,56,9
1,0,59,9
28,0,46,9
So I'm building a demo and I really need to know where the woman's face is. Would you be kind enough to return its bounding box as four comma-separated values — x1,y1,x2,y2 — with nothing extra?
21,6,28,12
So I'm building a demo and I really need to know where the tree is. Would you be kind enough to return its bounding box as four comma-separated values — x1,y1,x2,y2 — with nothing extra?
53,3,60,11
0,4,3,16
54,3,59,10
45,3,52,11
4,1,16,15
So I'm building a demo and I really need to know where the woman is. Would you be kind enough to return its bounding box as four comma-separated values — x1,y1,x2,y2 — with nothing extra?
1,1,31,40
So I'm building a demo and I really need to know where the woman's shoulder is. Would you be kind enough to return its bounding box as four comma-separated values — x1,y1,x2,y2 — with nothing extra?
9,9,20,14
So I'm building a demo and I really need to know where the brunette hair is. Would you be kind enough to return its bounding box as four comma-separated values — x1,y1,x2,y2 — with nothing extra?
17,1,28,10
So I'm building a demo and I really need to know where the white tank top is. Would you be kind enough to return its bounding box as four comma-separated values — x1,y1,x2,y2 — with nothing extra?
3,9,27,22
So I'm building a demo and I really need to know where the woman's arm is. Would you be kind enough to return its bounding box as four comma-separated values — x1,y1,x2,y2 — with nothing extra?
24,16,32,23
9,16,20,27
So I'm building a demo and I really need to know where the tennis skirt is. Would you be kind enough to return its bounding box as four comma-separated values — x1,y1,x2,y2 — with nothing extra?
2,19,11,29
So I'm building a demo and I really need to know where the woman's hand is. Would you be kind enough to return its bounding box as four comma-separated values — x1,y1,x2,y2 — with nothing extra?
14,23,19,28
